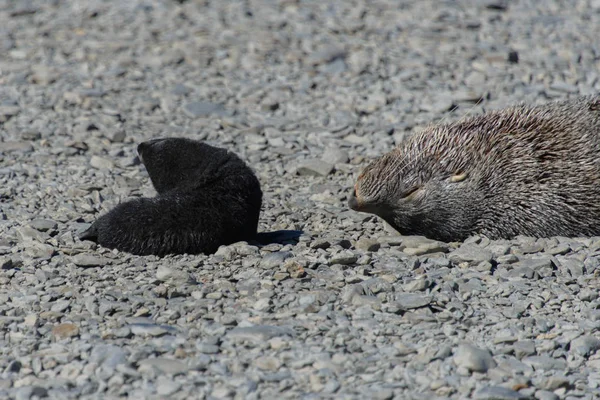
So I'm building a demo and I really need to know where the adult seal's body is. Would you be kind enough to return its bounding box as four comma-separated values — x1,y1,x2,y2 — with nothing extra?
349,95,600,242
79,137,263,256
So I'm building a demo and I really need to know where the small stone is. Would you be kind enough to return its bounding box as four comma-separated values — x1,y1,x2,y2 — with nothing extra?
260,251,292,269
536,375,570,391
535,390,559,400
0,141,32,153
356,238,380,252
90,155,115,170
130,323,169,337
29,219,57,232
156,376,181,396
24,314,38,328
522,355,566,370
51,300,70,312
138,357,188,375
296,159,334,177
14,386,48,400
253,298,271,311
255,356,281,371
513,341,536,359
156,265,193,284
453,343,497,373
322,148,349,164
310,239,331,249
285,259,306,278
570,335,600,357
449,244,493,265
16,227,48,243
6,360,21,373
183,101,230,118
474,386,528,399
72,254,109,267
196,343,220,354
403,240,448,256
226,325,295,341
25,243,55,260
329,250,358,265
550,82,579,94
90,345,128,370
52,323,79,339
578,289,598,302
403,279,430,292
395,293,431,310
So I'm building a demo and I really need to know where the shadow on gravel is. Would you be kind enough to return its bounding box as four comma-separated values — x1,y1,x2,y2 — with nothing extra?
253,230,304,246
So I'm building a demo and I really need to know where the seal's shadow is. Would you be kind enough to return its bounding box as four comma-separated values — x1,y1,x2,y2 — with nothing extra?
253,230,304,246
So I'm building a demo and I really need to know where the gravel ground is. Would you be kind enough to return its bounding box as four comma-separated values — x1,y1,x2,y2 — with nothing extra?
1,0,600,399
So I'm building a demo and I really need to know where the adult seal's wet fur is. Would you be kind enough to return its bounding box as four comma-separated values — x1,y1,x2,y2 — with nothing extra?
79,137,263,256
349,95,600,242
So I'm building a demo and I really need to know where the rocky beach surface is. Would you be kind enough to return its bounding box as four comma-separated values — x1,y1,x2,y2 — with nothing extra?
1,0,600,399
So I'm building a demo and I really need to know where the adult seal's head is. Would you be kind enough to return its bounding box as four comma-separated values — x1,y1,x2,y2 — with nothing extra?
349,95,600,242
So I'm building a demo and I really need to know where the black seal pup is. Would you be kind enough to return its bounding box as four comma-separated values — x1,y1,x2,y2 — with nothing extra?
350,95,600,242
79,137,262,256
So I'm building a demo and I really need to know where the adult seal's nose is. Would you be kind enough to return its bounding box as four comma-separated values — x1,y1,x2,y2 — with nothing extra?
348,186,361,210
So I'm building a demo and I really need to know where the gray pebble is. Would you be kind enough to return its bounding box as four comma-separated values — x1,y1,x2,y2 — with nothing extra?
570,335,600,357
29,219,57,232
535,390,560,400
182,101,230,118
226,325,295,342
394,293,431,310
474,386,529,400
260,251,292,269
296,159,334,177
71,254,109,267
90,155,115,170
156,376,182,396
449,244,493,265
453,343,497,372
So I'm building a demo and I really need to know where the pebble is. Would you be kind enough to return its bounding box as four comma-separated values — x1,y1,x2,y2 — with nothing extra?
535,391,560,400
453,343,497,373
322,148,349,164
29,219,57,232
71,254,109,267
395,293,431,310
449,244,493,265
226,325,295,341
182,101,230,118
570,335,600,357
296,159,334,177
254,356,281,371
260,251,292,269
474,386,529,400
90,155,115,170
356,238,380,252
156,376,182,396
51,323,80,339
138,358,188,375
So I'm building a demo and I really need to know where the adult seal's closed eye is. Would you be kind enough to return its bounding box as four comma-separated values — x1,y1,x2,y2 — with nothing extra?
79,137,263,256
349,95,600,242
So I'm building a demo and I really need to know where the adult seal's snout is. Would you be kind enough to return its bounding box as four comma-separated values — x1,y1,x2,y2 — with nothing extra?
348,186,362,211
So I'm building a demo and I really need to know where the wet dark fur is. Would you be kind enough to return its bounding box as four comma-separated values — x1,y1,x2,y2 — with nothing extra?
79,138,263,256
350,95,600,242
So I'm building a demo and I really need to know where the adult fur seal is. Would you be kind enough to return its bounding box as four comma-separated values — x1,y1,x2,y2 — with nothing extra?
79,138,263,256
349,95,600,242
